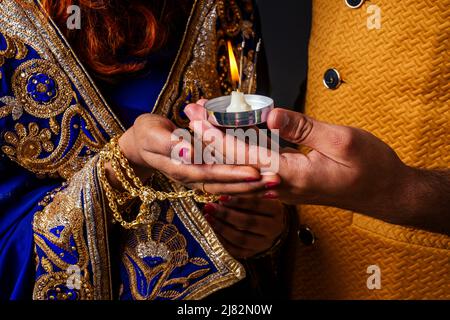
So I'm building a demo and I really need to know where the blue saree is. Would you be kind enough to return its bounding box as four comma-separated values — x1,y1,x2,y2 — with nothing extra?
0,0,263,300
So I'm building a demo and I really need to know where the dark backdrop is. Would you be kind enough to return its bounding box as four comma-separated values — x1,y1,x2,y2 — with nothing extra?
257,0,312,110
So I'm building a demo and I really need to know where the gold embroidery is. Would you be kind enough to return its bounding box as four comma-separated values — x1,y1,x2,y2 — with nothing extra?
33,156,112,299
2,122,53,159
0,96,23,120
0,33,28,79
1,0,123,136
2,104,106,178
49,116,59,134
171,7,222,126
33,192,93,300
11,59,73,118
122,216,213,300
33,272,93,300
167,180,246,300
153,0,256,127
41,257,53,273
33,193,89,270
217,0,243,37
0,0,125,179
190,257,209,266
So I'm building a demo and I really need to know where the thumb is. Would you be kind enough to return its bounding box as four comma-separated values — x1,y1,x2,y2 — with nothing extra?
267,108,356,159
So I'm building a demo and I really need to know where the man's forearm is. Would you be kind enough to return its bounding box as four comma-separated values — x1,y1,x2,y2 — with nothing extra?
397,168,450,235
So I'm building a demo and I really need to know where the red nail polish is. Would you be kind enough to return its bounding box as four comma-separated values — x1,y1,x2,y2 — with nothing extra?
179,148,188,158
219,195,231,202
265,181,280,189
203,203,216,215
245,177,260,182
263,191,278,199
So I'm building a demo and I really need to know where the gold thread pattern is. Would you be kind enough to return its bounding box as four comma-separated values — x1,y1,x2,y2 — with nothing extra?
11,59,73,118
0,36,108,179
154,0,257,127
1,103,106,179
121,211,213,300
33,193,93,300
0,32,28,80
33,155,111,299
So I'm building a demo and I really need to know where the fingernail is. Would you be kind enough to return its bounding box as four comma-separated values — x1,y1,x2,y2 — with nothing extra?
271,110,290,129
265,181,280,189
203,203,216,215
219,195,231,202
263,191,278,199
245,177,260,182
179,147,192,162
179,147,188,158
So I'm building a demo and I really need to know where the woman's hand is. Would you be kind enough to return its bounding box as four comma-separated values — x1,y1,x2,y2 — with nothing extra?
203,197,286,259
106,113,279,194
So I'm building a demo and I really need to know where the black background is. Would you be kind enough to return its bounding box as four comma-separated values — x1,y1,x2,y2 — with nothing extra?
257,0,312,110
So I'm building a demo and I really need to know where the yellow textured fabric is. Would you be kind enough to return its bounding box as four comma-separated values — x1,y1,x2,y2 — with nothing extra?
288,0,450,299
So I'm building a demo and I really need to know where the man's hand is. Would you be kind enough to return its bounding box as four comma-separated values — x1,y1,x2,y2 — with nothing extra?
185,104,450,235
265,108,410,210
268,108,450,234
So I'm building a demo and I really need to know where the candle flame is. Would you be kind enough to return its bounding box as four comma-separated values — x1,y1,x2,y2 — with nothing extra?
227,40,240,89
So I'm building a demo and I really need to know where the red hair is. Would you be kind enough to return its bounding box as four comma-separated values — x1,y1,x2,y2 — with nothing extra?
41,0,178,78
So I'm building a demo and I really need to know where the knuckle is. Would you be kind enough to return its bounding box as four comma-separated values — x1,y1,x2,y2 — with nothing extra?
133,114,149,127
290,115,314,144
332,127,357,154
136,113,173,128
168,170,186,183
134,113,153,127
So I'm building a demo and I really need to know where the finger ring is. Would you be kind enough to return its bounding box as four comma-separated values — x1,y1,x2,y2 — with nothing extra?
201,182,208,194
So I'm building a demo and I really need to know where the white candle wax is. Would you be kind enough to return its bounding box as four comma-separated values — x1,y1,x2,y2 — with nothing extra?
226,91,252,112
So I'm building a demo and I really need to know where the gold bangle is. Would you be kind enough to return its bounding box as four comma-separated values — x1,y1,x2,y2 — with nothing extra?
98,135,219,229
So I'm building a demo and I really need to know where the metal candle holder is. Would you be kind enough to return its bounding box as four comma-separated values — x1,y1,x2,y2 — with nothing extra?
206,39,273,127
205,94,274,128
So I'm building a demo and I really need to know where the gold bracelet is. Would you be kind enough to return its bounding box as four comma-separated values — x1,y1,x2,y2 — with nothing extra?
98,136,219,229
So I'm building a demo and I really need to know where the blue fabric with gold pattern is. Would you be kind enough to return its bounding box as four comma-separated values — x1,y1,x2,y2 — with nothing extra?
0,23,64,299
0,0,258,300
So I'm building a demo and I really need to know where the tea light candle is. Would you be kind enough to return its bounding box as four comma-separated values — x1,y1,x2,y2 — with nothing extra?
225,40,252,112
227,91,252,112
204,38,273,128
